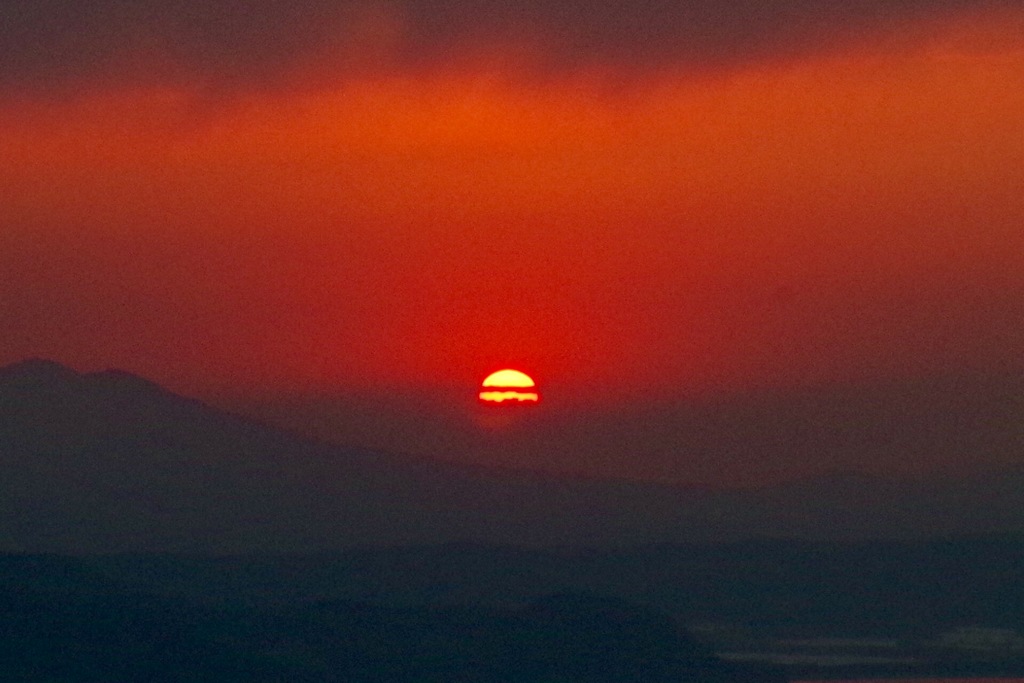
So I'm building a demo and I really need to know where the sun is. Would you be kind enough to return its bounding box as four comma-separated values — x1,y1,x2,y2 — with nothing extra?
479,369,540,404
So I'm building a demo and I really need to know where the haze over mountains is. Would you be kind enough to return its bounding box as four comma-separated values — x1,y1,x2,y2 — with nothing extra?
1,358,1022,554
238,369,1024,486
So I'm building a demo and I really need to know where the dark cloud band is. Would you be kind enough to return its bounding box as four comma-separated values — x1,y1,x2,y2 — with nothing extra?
0,0,1010,93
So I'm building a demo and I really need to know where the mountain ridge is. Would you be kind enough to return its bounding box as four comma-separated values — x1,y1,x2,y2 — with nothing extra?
1,359,1022,553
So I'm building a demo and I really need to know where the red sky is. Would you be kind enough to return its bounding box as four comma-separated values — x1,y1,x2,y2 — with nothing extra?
1,1,1022,483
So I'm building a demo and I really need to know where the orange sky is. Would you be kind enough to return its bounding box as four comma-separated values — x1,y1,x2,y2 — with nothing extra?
1,5,1022,421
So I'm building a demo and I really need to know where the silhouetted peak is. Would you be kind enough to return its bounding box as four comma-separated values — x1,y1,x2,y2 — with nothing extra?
0,360,203,419
0,360,179,403
518,591,713,678
84,368,171,397
0,358,82,388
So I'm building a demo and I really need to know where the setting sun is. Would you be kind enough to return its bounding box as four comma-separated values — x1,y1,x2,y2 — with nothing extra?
479,369,540,404
482,370,535,388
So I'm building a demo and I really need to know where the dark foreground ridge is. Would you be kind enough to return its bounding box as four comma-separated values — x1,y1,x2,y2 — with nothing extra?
2,546,1024,681
0,570,784,682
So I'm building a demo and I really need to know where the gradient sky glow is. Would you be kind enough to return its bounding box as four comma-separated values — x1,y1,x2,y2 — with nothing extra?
1,1,1023,482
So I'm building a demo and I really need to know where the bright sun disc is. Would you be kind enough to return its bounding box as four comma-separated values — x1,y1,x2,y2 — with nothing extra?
479,369,539,404
481,369,535,388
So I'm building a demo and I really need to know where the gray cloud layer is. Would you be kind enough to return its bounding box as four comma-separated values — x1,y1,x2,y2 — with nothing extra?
0,0,1009,93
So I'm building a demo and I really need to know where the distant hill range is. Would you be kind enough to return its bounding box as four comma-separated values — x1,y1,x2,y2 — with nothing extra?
1,358,1023,553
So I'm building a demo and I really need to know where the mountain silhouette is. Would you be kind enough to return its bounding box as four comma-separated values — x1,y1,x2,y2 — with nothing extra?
2,359,1022,553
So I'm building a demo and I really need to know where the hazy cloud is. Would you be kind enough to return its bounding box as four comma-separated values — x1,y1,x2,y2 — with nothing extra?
0,0,1013,94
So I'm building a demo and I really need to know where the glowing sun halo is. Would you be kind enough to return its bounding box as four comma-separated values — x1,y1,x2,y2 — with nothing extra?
479,369,539,404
